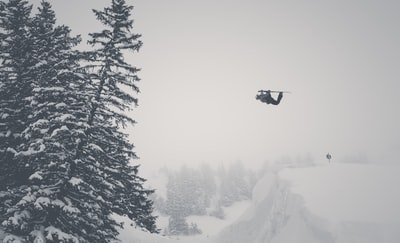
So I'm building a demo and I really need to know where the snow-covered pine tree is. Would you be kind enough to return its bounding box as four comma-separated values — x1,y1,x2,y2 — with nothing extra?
0,1,34,231
218,162,252,207
179,167,207,215
1,0,156,241
1,1,92,242
228,161,252,200
199,163,217,206
165,173,190,218
167,215,189,236
0,0,33,191
81,0,157,236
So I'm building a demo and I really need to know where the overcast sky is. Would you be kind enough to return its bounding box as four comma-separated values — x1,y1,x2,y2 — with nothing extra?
31,0,400,170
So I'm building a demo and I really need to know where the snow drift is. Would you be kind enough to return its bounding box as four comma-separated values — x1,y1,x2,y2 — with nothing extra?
216,162,400,243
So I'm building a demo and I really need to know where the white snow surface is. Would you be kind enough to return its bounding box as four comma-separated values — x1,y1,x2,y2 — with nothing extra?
68,177,83,186
117,162,400,243
2,162,399,243
28,171,43,181
279,163,400,224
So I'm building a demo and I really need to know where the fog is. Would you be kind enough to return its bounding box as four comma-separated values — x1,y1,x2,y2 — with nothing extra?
31,0,400,171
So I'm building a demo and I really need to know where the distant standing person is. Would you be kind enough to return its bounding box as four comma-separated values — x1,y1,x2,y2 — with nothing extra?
326,153,332,163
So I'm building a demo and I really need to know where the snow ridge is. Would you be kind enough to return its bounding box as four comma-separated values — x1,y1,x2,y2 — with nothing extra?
216,172,295,243
216,163,400,243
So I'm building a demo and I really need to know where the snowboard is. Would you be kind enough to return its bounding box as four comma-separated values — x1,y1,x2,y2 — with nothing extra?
258,90,291,94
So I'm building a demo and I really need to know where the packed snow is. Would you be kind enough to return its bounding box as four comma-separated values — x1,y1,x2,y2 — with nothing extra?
115,162,400,243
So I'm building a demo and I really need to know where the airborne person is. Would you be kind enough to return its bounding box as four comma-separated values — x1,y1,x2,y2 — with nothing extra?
256,90,284,105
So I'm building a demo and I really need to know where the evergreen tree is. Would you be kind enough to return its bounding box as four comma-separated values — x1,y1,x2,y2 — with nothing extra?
218,162,252,207
0,0,33,190
164,166,214,235
82,0,157,237
165,171,203,236
1,1,92,242
217,165,233,206
166,215,189,236
165,167,208,218
199,163,216,209
0,0,34,232
183,167,207,215
228,161,252,200
165,173,189,218
0,0,166,240
1,0,157,241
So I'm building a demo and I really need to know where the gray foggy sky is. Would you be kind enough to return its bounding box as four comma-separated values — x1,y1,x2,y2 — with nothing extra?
30,0,400,169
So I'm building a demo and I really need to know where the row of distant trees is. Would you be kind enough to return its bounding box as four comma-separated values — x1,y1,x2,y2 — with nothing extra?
152,162,259,235
0,0,157,242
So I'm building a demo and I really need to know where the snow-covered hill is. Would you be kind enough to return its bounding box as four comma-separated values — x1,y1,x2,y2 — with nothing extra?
217,162,400,243
117,162,400,243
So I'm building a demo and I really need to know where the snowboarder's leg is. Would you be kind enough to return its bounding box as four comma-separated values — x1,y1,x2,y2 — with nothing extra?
268,93,282,105
277,92,283,102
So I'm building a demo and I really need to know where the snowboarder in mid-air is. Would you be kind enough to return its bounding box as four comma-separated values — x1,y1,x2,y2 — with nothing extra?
256,90,284,105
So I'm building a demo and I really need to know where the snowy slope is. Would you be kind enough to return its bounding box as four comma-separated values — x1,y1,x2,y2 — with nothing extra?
117,162,400,243
277,163,400,243
280,163,400,224
115,201,251,243
4,162,398,242
216,162,400,243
